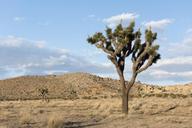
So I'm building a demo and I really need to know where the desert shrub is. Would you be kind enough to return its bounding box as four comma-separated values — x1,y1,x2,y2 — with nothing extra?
137,93,142,98
92,96,98,99
155,93,169,98
67,84,78,99
143,93,155,97
168,93,188,99
132,103,142,111
180,94,187,98
47,115,64,128
157,87,166,92
149,93,155,97
169,93,177,98
149,87,155,93
19,112,33,125
129,94,135,98
39,109,44,114
82,96,91,99
142,93,149,98
162,93,169,98
162,88,166,92
155,93,163,98
102,95,108,99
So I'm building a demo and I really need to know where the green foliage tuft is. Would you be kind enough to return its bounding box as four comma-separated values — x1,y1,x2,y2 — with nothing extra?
113,24,123,37
153,32,157,40
87,21,161,73
153,54,161,63
135,29,142,38
87,32,106,45
145,29,153,43
105,27,113,39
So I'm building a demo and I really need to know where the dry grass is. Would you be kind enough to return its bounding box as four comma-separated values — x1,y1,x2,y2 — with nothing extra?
47,114,64,128
0,98,192,128
0,126,8,128
19,111,33,125
1,73,192,128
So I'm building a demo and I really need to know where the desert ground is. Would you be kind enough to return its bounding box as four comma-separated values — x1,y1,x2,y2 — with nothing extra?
0,73,192,128
1,98,192,128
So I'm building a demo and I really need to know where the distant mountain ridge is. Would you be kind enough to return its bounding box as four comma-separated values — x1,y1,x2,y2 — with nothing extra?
0,72,191,101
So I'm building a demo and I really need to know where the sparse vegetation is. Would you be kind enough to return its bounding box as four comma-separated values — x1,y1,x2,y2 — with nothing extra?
19,111,33,125
1,97,192,128
0,73,192,127
47,114,64,128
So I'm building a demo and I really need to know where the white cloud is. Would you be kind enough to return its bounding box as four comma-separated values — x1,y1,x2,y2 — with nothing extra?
88,14,96,18
0,36,23,47
103,12,139,27
43,55,68,67
150,70,192,78
13,17,25,22
44,70,68,75
56,48,69,54
168,35,192,56
0,36,115,79
144,19,173,30
0,36,46,48
95,72,118,79
154,56,192,67
35,40,46,48
186,28,192,33
38,21,50,26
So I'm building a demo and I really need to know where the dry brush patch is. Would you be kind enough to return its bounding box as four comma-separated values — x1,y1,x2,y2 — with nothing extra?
1,96,192,127
19,111,34,126
47,114,64,128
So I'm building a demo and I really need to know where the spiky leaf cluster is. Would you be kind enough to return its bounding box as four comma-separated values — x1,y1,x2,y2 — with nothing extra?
87,22,161,74
131,28,161,73
87,21,135,57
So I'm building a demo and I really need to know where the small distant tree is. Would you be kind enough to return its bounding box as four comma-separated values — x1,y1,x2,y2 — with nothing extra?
87,21,160,114
39,87,49,102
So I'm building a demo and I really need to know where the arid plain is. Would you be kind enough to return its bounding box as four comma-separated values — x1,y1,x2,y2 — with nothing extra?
1,73,192,128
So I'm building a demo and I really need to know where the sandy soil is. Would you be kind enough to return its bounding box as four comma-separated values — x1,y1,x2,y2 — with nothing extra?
1,97,192,128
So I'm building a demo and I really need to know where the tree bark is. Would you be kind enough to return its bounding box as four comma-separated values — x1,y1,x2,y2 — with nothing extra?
122,72,137,114
115,58,131,114
119,74,128,114
122,87,128,114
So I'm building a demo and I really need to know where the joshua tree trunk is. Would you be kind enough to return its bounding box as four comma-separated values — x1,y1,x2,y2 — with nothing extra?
120,72,137,114
122,85,128,114
119,75,127,114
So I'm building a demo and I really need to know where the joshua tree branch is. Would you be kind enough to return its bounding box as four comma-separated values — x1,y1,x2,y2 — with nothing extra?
127,71,137,91
107,55,118,66
136,55,154,73
135,42,150,69
97,43,115,56
107,55,124,77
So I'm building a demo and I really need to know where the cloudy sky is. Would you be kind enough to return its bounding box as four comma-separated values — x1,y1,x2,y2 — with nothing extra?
0,0,192,85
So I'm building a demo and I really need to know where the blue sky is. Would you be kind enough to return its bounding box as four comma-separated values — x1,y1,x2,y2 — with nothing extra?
0,0,192,85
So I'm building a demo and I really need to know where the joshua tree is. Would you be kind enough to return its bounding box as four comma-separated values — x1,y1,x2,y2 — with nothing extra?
39,87,49,102
87,21,160,114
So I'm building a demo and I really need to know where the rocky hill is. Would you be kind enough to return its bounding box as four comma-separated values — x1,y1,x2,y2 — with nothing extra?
0,72,191,101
